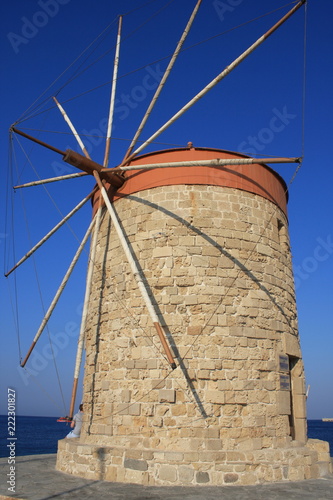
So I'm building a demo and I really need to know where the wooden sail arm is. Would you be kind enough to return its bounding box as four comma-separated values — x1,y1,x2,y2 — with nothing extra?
104,15,122,168
5,188,97,277
125,0,307,162
14,172,89,189
69,378,79,420
69,202,103,419
122,0,202,164
112,157,301,172
53,96,91,159
93,170,177,370
20,217,96,367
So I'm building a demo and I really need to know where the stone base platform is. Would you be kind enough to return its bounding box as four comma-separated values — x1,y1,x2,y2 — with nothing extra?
1,453,333,500
56,438,332,486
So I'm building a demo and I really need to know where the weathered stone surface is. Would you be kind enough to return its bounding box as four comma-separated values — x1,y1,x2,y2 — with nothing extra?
159,390,176,403
158,465,177,482
56,183,331,486
196,471,210,483
224,473,239,483
178,465,194,484
124,458,148,471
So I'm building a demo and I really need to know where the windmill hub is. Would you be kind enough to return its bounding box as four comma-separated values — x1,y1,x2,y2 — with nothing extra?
63,149,125,188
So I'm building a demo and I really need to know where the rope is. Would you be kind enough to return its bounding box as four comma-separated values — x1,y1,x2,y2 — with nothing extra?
51,22,119,102
179,1,309,358
7,165,169,411
12,135,92,251
4,134,13,272
7,279,22,363
22,366,67,414
58,0,176,95
12,127,187,149
15,0,176,125
16,1,298,125
14,137,69,410
96,211,171,364
121,0,161,17
181,164,303,362
45,327,68,413
7,138,171,412
171,0,309,358
16,17,119,124
5,141,22,362
7,135,92,413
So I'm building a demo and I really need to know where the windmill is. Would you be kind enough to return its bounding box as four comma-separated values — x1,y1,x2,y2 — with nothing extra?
6,0,331,487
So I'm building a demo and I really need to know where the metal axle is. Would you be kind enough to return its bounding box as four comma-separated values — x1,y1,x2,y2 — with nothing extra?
11,127,125,188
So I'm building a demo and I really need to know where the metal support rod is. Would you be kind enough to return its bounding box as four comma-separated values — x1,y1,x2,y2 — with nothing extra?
122,0,202,163
104,15,122,168
93,170,176,369
113,156,301,172
20,217,95,367
11,126,65,156
127,0,306,161
14,172,88,189
53,96,91,159
69,203,103,419
5,188,97,277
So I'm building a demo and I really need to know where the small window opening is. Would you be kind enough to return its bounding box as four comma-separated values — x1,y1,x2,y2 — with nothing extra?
277,219,289,252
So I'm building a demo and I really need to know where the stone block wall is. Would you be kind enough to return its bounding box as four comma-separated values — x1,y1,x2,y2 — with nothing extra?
56,183,331,485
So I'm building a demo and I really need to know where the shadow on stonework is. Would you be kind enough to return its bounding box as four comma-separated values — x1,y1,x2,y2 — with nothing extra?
128,194,295,332
111,201,209,419
87,213,111,435
96,447,106,480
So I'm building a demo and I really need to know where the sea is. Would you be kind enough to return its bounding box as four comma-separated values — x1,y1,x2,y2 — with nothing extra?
0,416,333,458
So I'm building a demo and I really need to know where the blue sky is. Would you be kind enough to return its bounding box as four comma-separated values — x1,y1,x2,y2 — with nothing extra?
0,0,332,420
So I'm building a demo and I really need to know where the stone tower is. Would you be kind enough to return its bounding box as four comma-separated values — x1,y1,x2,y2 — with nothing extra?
57,147,331,485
